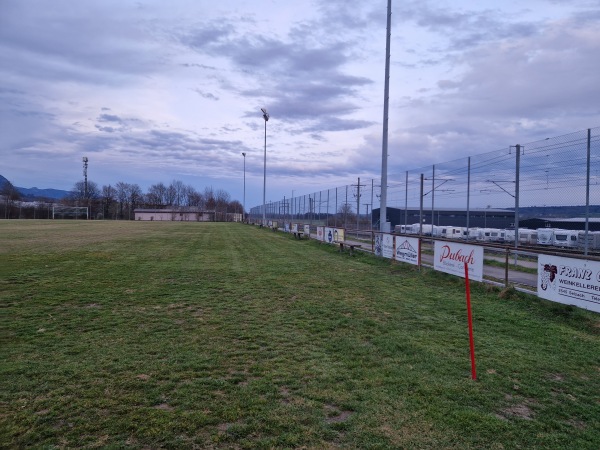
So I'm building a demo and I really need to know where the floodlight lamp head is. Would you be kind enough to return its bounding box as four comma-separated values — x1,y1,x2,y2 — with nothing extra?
83,157,88,162
261,107,269,121
242,152,246,156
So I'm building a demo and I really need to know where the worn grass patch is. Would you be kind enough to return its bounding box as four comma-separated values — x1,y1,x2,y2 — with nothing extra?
1,221,599,449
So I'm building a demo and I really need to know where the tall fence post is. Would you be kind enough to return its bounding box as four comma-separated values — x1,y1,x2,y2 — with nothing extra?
515,144,521,249
335,187,338,227
431,165,435,229
467,157,471,239
419,174,424,236
371,179,374,230
585,128,591,256
357,177,361,236
345,185,348,229
405,171,408,230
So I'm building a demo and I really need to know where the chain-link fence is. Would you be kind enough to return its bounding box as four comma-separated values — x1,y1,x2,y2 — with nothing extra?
249,127,599,251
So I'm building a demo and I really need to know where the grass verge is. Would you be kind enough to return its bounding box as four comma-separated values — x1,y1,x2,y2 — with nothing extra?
1,221,599,448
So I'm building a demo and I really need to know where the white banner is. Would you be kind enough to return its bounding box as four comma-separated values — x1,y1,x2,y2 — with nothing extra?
324,227,344,243
382,234,394,259
538,254,600,313
304,224,311,237
374,233,394,258
434,241,483,282
395,236,420,266
374,233,383,256
317,226,324,241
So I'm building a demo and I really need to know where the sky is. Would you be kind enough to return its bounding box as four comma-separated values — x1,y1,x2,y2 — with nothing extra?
1,0,599,209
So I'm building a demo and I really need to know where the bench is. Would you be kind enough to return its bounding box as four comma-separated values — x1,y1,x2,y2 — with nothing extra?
293,231,305,239
337,241,362,255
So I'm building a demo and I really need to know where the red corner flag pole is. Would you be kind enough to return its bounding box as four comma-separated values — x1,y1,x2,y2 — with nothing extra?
464,262,477,380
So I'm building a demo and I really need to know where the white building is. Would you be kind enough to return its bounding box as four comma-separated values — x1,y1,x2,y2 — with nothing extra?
134,208,215,222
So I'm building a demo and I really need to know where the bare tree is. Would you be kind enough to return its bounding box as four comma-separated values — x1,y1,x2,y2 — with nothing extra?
1,179,21,219
204,186,216,211
69,180,99,203
169,180,186,206
127,184,143,220
147,183,167,207
188,189,205,209
115,181,129,219
101,184,116,219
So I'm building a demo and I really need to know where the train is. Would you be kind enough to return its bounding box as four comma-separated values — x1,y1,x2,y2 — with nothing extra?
393,224,600,250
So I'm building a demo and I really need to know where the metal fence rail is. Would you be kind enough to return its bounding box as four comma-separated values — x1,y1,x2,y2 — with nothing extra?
249,127,599,254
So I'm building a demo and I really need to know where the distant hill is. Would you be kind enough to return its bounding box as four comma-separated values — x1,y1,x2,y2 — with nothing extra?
18,186,70,200
0,174,69,200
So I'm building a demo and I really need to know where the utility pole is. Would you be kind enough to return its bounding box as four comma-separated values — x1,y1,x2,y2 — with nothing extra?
380,0,392,232
352,177,366,236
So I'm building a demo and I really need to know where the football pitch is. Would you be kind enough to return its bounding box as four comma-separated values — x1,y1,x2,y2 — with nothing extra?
1,221,599,448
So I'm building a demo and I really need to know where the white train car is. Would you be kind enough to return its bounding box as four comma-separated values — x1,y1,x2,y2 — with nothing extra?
466,228,480,241
517,229,537,245
577,231,600,250
537,228,557,246
435,226,465,239
498,229,513,243
477,228,502,242
553,230,579,248
394,224,408,234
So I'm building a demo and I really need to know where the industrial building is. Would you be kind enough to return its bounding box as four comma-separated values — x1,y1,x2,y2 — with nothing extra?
372,207,516,230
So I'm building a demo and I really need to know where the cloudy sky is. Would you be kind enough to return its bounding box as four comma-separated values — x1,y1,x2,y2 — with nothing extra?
1,0,599,208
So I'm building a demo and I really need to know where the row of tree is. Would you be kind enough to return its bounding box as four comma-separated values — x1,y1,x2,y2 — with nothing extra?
1,179,243,221
70,180,243,220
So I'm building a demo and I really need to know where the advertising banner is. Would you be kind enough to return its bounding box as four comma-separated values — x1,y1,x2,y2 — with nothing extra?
304,224,311,237
291,223,298,233
316,226,324,241
434,241,483,282
382,234,394,259
538,254,600,313
375,233,397,259
395,236,420,266
374,233,382,256
324,227,344,244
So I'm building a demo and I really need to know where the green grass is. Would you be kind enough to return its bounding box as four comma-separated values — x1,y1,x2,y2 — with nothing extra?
483,258,538,274
1,221,599,449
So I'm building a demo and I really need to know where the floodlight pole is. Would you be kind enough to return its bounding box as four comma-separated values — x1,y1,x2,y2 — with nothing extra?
83,156,88,220
261,108,269,226
380,0,392,232
242,152,246,222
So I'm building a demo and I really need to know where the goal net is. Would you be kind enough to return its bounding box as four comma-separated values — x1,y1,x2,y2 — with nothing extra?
52,206,89,220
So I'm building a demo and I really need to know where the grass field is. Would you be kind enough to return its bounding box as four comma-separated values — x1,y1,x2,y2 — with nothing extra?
1,221,599,449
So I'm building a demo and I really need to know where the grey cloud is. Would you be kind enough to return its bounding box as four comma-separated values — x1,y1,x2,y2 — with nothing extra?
95,125,117,133
98,114,123,123
0,1,166,86
303,117,375,133
191,89,219,100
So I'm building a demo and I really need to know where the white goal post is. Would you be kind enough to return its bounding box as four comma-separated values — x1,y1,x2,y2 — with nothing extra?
52,206,89,220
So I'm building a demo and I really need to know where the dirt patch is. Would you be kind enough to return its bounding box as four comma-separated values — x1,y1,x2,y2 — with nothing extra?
218,420,244,433
280,386,291,404
136,374,150,381
498,402,535,420
154,403,174,411
566,419,587,430
324,403,353,424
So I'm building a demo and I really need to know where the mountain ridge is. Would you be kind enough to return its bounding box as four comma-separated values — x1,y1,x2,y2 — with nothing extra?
0,174,70,200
